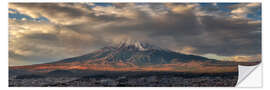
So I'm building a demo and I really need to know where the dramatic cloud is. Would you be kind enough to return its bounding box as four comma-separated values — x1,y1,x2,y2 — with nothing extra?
9,3,94,25
8,3,261,66
228,54,261,62
9,19,108,65
230,3,261,19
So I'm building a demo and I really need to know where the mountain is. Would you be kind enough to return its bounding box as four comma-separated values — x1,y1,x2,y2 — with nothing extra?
10,40,239,73
53,40,210,65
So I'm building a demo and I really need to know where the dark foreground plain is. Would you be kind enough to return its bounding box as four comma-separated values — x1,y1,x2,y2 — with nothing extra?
9,70,238,87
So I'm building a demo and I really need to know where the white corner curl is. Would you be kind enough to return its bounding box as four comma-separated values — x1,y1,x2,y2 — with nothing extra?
236,63,262,87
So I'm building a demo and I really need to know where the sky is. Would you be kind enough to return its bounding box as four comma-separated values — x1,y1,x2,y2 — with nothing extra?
8,3,261,66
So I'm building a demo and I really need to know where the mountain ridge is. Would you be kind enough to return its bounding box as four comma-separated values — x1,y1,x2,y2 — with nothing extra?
9,41,241,73
51,41,211,65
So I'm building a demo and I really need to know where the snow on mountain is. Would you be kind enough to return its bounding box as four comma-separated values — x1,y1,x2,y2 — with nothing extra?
118,40,162,51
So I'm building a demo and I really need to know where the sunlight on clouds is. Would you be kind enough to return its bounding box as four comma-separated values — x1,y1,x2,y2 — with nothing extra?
231,8,249,19
9,3,93,25
202,53,261,62
176,46,197,55
9,19,104,65
9,19,59,38
166,4,198,14
202,53,230,60
248,20,261,24
230,3,261,19
229,54,261,62
246,3,260,7
13,49,33,56
8,3,261,65
93,5,138,19
9,4,40,18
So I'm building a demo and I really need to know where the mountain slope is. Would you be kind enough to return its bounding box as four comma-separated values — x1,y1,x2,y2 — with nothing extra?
54,41,210,64
10,41,239,73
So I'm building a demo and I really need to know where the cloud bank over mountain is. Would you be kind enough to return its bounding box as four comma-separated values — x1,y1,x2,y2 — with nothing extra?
8,3,261,66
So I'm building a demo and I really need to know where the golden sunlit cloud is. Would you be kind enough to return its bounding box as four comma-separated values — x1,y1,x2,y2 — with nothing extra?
228,54,261,62
177,46,197,55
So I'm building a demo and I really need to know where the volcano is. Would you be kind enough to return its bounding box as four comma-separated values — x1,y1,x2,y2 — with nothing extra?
10,40,239,73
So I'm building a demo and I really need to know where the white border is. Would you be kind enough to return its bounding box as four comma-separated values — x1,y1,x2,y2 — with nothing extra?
1,0,8,89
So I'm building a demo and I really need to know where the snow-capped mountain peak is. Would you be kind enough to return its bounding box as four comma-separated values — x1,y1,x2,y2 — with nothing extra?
118,40,161,51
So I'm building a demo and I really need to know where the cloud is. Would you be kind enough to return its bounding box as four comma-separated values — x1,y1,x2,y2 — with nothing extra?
9,3,261,65
201,53,261,62
166,3,199,14
176,46,197,55
228,54,261,62
92,5,138,19
9,19,108,65
230,3,261,19
8,10,17,14
9,3,94,25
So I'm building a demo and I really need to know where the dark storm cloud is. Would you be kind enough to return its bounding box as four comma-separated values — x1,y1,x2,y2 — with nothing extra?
84,4,261,56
